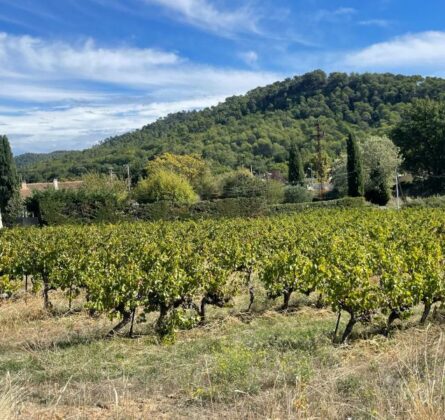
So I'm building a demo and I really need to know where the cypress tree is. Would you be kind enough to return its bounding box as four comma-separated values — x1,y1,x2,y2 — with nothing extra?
346,133,364,197
0,135,18,211
365,164,391,206
288,145,305,185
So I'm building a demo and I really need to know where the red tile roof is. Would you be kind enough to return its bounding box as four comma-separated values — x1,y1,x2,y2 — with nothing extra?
20,181,83,199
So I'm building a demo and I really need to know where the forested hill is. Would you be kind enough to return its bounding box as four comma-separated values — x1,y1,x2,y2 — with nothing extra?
17,70,445,182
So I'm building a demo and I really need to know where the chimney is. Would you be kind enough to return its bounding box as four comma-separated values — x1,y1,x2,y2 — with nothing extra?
53,179,59,190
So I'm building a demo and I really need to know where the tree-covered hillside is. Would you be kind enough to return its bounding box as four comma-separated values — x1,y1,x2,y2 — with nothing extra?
17,70,445,182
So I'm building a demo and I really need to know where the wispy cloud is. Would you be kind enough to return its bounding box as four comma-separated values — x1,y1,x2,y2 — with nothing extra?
0,33,278,95
238,50,258,66
313,7,356,23
0,32,280,152
0,33,179,83
358,19,392,28
144,0,260,36
2,98,226,153
344,31,445,68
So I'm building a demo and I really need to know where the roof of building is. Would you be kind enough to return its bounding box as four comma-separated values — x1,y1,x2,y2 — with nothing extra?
20,180,83,199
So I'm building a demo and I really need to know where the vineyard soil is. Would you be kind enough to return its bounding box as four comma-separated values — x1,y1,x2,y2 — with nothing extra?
1,291,445,419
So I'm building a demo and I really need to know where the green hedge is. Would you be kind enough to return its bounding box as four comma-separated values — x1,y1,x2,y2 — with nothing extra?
26,189,126,226
403,195,445,208
268,197,367,214
129,197,367,221
26,192,367,226
128,197,269,221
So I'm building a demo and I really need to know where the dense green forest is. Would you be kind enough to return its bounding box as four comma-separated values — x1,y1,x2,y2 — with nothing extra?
16,70,445,182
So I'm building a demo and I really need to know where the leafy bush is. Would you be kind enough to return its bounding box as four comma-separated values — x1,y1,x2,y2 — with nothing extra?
263,180,285,204
284,185,313,203
221,170,266,198
365,165,391,206
404,196,445,208
133,170,198,205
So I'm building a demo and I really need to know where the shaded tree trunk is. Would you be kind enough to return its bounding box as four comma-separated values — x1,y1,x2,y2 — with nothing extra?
420,302,432,325
247,269,255,312
199,297,207,324
282,288,293,310
107,310,132,337
128,308,137,338
385,310,400,336
341,312,356,344
43,282,52,310
333,310,342,343
155,303,170,336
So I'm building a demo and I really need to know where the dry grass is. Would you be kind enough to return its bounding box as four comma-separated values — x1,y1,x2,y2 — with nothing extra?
0,374,23,420
1,292,445,419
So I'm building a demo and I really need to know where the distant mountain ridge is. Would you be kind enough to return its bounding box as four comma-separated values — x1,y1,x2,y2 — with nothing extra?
16,70,445,182
15,151,73,169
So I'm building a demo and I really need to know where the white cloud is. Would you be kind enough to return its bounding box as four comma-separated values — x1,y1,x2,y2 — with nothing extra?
344,31,445,68
145,0,259,36
0,32,277,97
239,50,258,65
0,32,280,153
3,97,225,154
0,32,179,82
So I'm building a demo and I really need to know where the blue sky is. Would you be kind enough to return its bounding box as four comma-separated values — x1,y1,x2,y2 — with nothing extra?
1,0,445,154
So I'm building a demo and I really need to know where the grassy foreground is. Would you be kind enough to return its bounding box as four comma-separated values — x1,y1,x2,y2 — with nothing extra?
1,290,445,419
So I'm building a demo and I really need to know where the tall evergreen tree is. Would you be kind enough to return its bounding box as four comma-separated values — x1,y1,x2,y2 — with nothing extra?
346,133,364,197
365,163,391,206
0,135,18,211
288,145,305,185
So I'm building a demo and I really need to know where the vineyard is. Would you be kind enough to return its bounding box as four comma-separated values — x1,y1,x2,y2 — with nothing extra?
1,209,444,344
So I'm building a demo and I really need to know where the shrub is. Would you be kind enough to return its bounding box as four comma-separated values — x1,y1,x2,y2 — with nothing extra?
133,170,198,205
263,180,285,204
365,165,391,206
221,170,265,198
284,185,313,203
404,196,445,208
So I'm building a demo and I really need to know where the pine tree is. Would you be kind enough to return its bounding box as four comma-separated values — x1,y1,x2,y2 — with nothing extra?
0,135,18,211
288,145,305,185
346,133,364,197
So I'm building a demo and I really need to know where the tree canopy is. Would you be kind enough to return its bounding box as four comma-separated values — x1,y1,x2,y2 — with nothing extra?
391,99,445,179
133,170,198,205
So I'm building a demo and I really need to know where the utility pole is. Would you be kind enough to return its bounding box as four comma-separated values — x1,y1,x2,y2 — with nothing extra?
124,164,131,192
395,169,400,210
315,121,325,199
0,209,3,230
109,168,114,182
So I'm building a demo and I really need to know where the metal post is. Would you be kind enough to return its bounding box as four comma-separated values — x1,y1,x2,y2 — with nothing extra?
395,170,400,210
